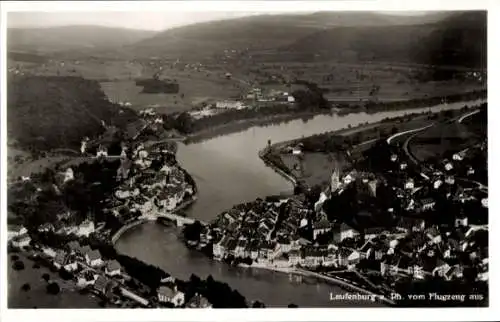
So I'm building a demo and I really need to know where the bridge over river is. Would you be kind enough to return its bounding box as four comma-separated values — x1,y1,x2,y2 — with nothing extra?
111,211,204,244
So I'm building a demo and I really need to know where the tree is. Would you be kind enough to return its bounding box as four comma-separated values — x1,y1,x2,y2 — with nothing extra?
21,283,31,292
42,273,50,282
252,300,266,308
12,260,25,270
46,282,60,295
175,112,194,134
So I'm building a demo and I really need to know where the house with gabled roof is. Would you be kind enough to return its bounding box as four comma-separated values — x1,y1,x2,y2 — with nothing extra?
11,233,31,248
186,293,211,308
105,260,121,276
53,250,67,269
86,249,103,267
67,240,81,254
94,275,109,294
313,217,332,240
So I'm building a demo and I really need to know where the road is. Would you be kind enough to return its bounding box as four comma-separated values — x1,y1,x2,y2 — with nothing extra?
393,109,488,192
458,109,481,124
386,123,434,145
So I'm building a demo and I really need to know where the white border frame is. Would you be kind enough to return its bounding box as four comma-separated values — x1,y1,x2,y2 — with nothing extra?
1,1,499,321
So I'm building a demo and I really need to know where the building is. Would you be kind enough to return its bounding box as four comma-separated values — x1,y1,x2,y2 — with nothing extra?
334,223,359,243
235,239,248,258
455,214,468,227
215,100,244,110
96,145,108,158
78,270,97,287
38,223,55,233
404,179,415,190
105,260,121,276
347,250,361,266
67,241,81,254
94,275,109,294
158,286,185,306
288,249,302,266
420,198,436,211
314,192,328,213
64,255,79,272
11,234,31,248
213,236,231,259
43,247,57,258
313,217,332,240
64,168,74,183
86,250,103,267
8,225,28,241
76,220,95,237
330,167,341,192
186,293,212,308
53,251,67,269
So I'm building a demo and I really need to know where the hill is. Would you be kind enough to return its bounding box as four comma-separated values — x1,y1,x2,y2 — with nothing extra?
281,11,486,69
128,11,450,60
7,25,157,54
7,76,139,152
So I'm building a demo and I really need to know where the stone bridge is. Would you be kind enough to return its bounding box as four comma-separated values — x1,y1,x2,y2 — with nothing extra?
156,212,201,227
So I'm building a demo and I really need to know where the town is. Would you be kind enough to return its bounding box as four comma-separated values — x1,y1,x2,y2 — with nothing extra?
182,104,488,306
5,9,488,311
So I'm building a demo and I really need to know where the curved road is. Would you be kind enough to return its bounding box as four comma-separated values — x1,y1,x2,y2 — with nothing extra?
395,109,488,192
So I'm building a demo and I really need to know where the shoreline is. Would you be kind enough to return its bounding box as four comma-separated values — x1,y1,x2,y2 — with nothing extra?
110,194,198,245
257,100,485,189
237,262,394,306
182,89,486,144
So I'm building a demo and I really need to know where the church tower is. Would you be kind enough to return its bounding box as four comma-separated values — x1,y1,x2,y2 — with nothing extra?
330,166,341,193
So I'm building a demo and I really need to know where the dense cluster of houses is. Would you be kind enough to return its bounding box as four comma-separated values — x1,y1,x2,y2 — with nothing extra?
104,140,194,223
206,130,488,293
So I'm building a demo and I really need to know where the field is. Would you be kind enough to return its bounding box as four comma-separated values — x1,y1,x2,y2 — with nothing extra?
9,58,249,113
234,61,486,103
281,152,349,188
8,252,101,308
409,120,481,162
461,110,488,136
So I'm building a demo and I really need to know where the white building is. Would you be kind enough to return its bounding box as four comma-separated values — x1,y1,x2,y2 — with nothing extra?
64,168,74,183
158,286,185,306
64,258,79,272
445,176,455,185
11,234,31,248
215,100,244,110
7,225,28,241
481,198,488,208
43,247,57,258
105,260,121,277
76,220,95,237
404,179,415,190
96,146,108,158
78,272,98,287
314,192,328,213
455,215,468,227
433,180,443,189
86,250,103,267
343,174,354,185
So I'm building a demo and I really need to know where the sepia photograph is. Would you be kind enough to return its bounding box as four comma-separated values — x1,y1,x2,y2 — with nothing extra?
0,1,495,320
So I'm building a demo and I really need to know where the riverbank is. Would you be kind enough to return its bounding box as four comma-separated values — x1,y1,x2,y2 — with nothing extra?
237,262,393,306
258,101,484,189
181,89,486,144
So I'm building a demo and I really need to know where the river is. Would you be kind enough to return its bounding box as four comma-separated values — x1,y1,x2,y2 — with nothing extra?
115,100,483,307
